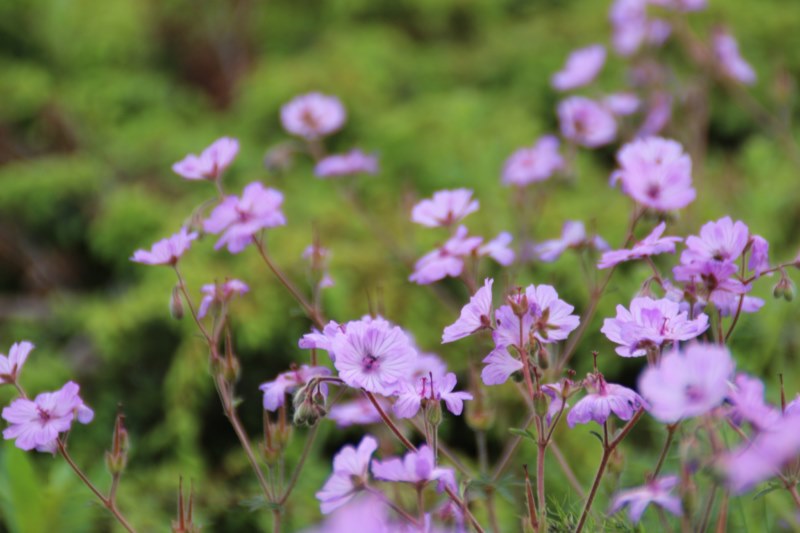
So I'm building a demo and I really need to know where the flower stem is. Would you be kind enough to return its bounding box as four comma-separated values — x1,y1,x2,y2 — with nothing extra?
652,423,679,478
279,422,320,504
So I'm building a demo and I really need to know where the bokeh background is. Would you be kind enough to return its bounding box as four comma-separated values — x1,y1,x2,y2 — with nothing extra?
1,0,800,530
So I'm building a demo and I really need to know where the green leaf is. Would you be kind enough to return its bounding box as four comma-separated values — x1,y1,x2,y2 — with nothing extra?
509,428,536,441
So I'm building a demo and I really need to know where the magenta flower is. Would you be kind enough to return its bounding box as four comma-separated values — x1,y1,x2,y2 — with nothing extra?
299,320,344,356
315,149,379,178
478,232,515,266
558,96,617,148
172,137,239,181
411,189,479,228
372,445,457,493
714,30,756,85
551,44,606,91
316,435,377,513
680,216,749,266
567,375,644,427
481,347,523,386
198,279,249,318
259,365,332,411
392,372,473,419
0,341,33,385
598,222,682,269
638,343,735,423
328,397,385,427
501,136,564,187
130,227,198,266
748,235,769,276
535,220,609,263
281,92,346,139
609,476,682,523
305,494,390,533
332,318,417,394
726,373,781,431
203,182,286,253
611,137,695,212
442,278,493,343
409,226,482,285
603,93,640,116
3,381,94,452
601,297,709,357
493,285,580,346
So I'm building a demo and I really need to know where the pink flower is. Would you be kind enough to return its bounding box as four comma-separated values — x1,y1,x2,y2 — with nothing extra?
726,373,781,431
316,435,377,513
172,137,239,181
328,397,385,427
551,45,606,91
638,343,734,423
673,260,753,315
598,222,681,269
748,235,770,276
392,372,473,419
411,189,479,228
535,221,609,262
299,320,344,356
304,494,390,533
259,365,332,411
603,93,640,116
558,96,617,148
501,136,564,186
332,318,417,394
637,92,673,137
493,285,580,346
601,297,709,357
281,92,346,139
681,217,749,266
3,381,94,452
0,341,33,385
610,0,672,56
611,137,695,212
481,347,523,386
609,476,682,523
567,375,644,427
203,182,286,253
315,150,379,178
130,227,197,266
372,445,456,493
198,279,249,318
542,382,571,424
442,278,493,343
713,30,756,85
478,233,515,266
409,226,482,285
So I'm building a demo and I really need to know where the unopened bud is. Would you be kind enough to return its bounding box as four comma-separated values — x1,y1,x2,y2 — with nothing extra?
170,286,184,320
105,413,129,475
773,276,795,301
426,400,443,427
222,354,240,382
537,347,549,369
533,391,549,418
509,293,529,317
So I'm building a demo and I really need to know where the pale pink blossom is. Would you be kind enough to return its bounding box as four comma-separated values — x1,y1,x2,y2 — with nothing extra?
172,137,239,181
598,222,681,269
316,435,377,513
551,45,606,91
281,92,346,139
0,341,33,385
609,476,682,523
442,278,493,343
411,189,479,228
130,228,197,266
501,136,564,186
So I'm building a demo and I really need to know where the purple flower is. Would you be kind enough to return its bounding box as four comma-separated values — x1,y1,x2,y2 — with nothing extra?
558,96,617,148
392,372,473,419
493,285,580,346
551,45,606,91
203,182,286,253
673,260,753,315
3,381,94,452
726,373,781,431
304,494,390,533
315,150,379,178
409,226,482,285
638,343,734,423
603,93,640,116
442,278,493,343
481,347,523,386
328,397,385,427
601,297,709,357
259,365,332,411
172,137,239,181
130,228,197,266
714,30,756,85
535,221,609,263
542,382,571,424
411,189,479,228
609,476,682,523
567,375,644,427
0,341,33,385
198,279,249,318
372,445,457,493
478,232,515,266
501,136,564,187
748,235,770,276
332,318,417,394
598,222,681,269
281,92,346,139
610,0,672,56
681,217,749,266
316,435,377,513
299,320,344,357
611,137,695,212
637,92,673,137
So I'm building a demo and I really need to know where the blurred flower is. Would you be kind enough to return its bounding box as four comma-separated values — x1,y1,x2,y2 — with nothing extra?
714,30,756,85
303,243,335,289
260,365,332,412
501,136,564,186
610,0,672,56
131,227,198,266
172,137,239,181
328,397,384,427
603,93,640,116
558,96,617,148
609,476,682,523
638,343,734,423
393,372,473,419
478,232,515,265
203,182,286,254
726,373,781,430
3,381,94,452
598,222,681,269
409,226,482,284
198,279,249,318
637,92,672,137
567,375,644,427
551,44,606,91
748,235,770,276
316,435,377,513
315,149,379,178
0,341,33,385
480,347,523,386
411,189,479,228
611,137,695,212
304,494,391,533
299,320,344,356
281,92,346,139
535,220,609,262
372,445,457,492
442,278,493,343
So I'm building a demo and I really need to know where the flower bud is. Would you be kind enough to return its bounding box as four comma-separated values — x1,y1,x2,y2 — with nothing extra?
105,413,129,476
170,286,184,320
533,391,549,418
509,293,529,317
426,400,443,427
773,276,795,301
537,346,549,369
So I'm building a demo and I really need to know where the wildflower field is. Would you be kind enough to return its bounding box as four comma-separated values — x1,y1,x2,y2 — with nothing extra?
2,0,800,531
